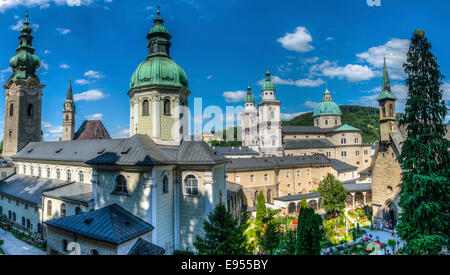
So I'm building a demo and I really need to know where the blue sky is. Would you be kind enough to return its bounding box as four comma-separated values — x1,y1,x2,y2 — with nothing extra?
0,0,449,140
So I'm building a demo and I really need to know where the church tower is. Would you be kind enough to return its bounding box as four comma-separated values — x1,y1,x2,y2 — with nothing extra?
242,83,259,150
377,58,398,143
258,67,282,156
3,13,44,157
62,80,75,141
128,7,190,145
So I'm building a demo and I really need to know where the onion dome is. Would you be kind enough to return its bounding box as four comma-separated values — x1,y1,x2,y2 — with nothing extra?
262,66,275,91
313,85,342,117
130,7,189,90
244,82,255,104
377,58,398,101
8,12,41,81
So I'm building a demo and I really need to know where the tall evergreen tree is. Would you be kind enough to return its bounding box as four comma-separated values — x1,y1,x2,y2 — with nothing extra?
397,29,450,255
255,191,266,226
318,173,347,216
259,211,281,254
194,203,248,255
295,203,324,255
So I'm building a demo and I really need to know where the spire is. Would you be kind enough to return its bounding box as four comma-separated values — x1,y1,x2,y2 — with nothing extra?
8,11,41,81
323,83,332,101
65,79,73,102
377,58,397,101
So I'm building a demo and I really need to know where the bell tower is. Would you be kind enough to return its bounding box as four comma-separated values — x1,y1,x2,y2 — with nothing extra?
3,12,44,157
242,83,259,150
62,80,75,141
377,58,397,143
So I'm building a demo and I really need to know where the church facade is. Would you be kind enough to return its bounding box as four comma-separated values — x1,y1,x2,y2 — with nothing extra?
0,10,229,254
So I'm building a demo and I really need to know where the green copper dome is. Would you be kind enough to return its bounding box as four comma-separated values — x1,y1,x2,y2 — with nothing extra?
313,86,342,117
244,83,255,104
8,13,40,82
262,67,275,91
129,7,189,90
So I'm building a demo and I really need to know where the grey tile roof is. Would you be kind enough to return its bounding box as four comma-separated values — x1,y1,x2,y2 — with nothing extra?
0,174,68,206
359,167,370,175
213,146,259,156
342,182,372,192
282,126,337,134
227,154,330,171
283,139,336,150
13,134,228,167
43,183,93,205
0,157,14,168
127,238,166,255
227,181,243,197
329,159,358,172
274,192,321,202
45,203,154,245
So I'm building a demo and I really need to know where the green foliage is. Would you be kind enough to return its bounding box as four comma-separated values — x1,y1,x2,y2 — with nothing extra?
0,140,3,154
317,173,347,216
280,229,297,255
283,105,403,143
259,212,281,254
300,197,307,209
210,126,242,147
396,30,450,255
295,204,324,255
194,203,248,255
255,191,266,226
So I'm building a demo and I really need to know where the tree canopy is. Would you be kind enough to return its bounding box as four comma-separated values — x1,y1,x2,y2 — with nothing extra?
318,173,347,216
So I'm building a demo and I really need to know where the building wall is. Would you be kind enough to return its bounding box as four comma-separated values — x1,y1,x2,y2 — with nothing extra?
0,167,15,179
0,194,41,233
153,167,174,253
42,196,92,223
315,115,341,128
14,161,92,184
371,144,402,223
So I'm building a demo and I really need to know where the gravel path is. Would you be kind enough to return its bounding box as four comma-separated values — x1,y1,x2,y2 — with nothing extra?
0,229,46,255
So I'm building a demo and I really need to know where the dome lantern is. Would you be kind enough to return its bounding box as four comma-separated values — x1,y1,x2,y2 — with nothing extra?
313,85,342,117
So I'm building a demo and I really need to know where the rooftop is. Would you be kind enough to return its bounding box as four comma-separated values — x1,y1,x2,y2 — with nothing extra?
45,204,154,245
227,154,330,171
283,139,335,150
43,182,93,206
127,238,166,255
0,175,68,206
73,120,112,141
213,146,259,156
329,158,358,172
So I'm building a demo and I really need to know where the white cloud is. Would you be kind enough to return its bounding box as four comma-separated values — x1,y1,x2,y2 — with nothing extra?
258,76,324,88
0,0,94,13
39,60,49,71
59,64,70,69
10,19,23,31
73,89,107,102
85,113,103,120
304,100,319,108
43,49,51,55
84,70,105,79
277,26,314,53
223,90,246,103
281,112,307,121
326,37,334,41
442,83,450,101
356,38,410,79
206,74,213,80
1,67,12,73
113,128,130,139
310,60,376,82
303,56,319,64
56,27,71,35
75,79,90,85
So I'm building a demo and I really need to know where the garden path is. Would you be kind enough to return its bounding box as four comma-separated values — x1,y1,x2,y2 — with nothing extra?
0,228,46,255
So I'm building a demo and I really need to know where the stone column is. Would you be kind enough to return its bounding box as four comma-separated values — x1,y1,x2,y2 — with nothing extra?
362,192,367,205
351,192,355,209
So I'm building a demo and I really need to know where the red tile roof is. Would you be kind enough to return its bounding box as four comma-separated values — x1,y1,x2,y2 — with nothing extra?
73,120,111,141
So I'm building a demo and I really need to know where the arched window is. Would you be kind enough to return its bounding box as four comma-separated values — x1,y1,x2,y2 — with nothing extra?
37,223,42,234
23,166,27,174
22,217,25,226
184,175,198,196
389,104,393,116
75,207,81,215
60,203,66,218
267,190,272,203
30,166,34,176
65,114,69,121
341,138,346,145
66,169,72,181
56,168,61,180
47,200,52,217
12,212,16,221
90,249,99,255
46,167,51,178
78,170,84,183
382,105,386,117
9,103,14,117
288,203,296,215
8,210,11,220
162,175,169,193
163,98,171,115
27,104,34,117
26,219,30,229
114,175,128,194
142,100,149,116
38,167,42,177
218,191,222,204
